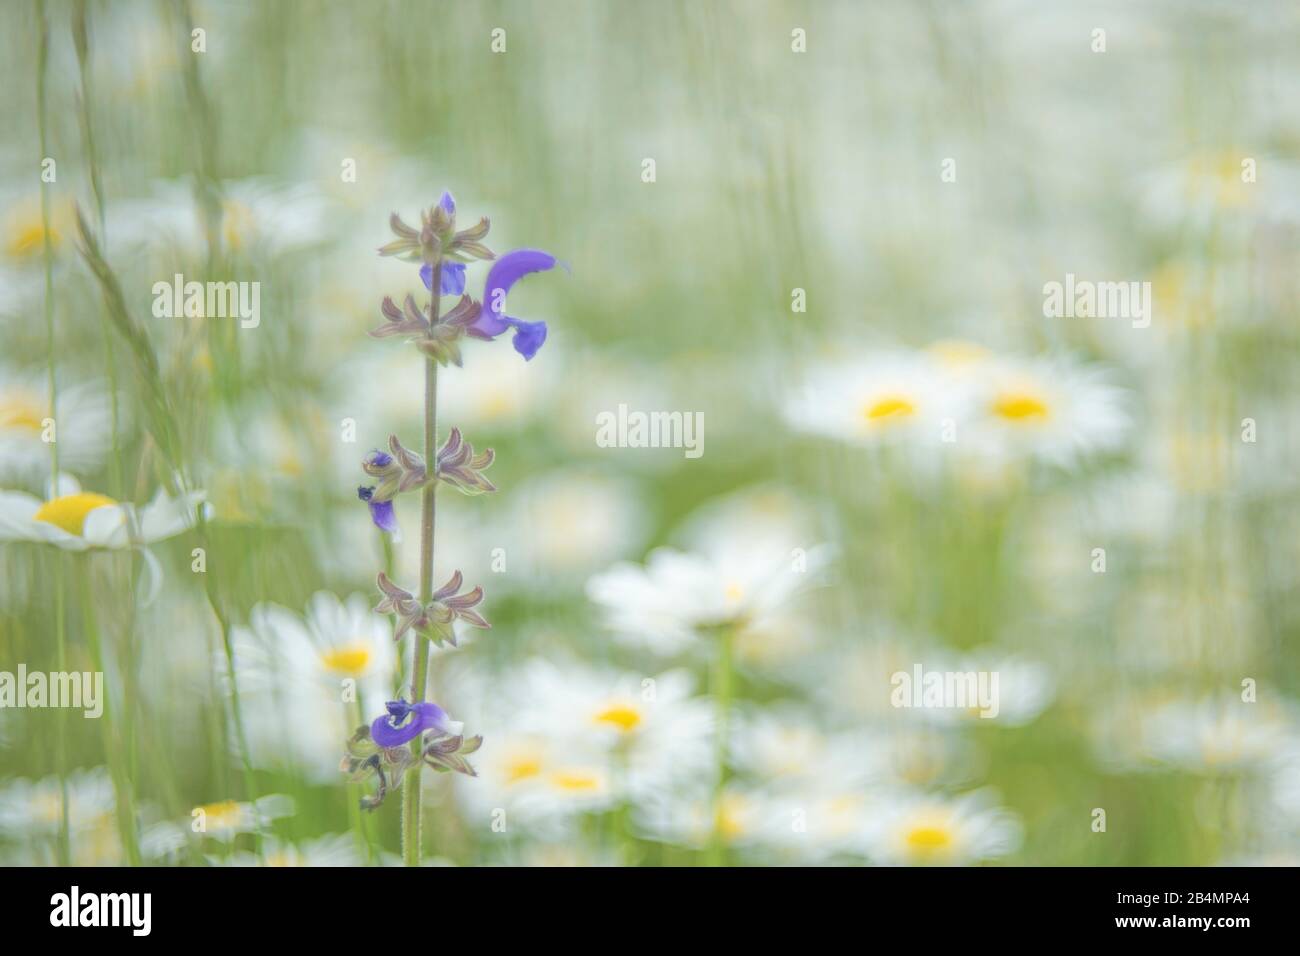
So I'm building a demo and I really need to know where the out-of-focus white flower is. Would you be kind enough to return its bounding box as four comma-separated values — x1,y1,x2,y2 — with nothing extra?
209,401,334,524
905,652,1056,728
636,784,774,851
0,194,73,264
0,372,116,484
863,789,1022,865
491,469,647,586
730,707,887,789
109,178,334,258
955,354,1129,472
142,795,295,853
1139,150,1300,232
215,833,364,867
785,351,953,449
1140,694,1296,773
0,767,115,837
0,476,205,607
587,545,823,655
587,490,830,655
225,592,396,781
455,660,711,834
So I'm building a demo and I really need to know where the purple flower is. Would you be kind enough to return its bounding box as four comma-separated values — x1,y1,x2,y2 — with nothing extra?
438,191,456,216
370,699,459,748
471,249,559,360
420,260,467,296
358,486,398,534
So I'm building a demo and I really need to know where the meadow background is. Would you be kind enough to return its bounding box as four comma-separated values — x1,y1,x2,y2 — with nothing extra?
1,0,1299,866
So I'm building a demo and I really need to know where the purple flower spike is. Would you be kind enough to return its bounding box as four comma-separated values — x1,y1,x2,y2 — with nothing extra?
421,261,467,296
438,191,456,216
473,248,558,342
371,700,458,748
509,319,548,361
358,486,399,534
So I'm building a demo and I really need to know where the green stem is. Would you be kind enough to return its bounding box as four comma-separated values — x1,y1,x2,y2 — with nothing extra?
52,556,70,866
706,625,734,867
78,559,142,865
35,0,68,868
401,261,442,867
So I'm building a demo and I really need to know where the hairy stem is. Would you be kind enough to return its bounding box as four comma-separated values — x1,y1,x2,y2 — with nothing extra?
402,260,442,867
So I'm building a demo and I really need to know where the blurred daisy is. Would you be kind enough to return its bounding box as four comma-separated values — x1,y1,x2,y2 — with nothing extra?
0,372,115,483
143,794,295,851
637,784,773,851
1,194,72,263
766,789,876,861
587,492,829,655
785,351,951,449
514,660,713,798
0,767,114,838
731,707,887,789
109,177,333,259
957,354,1129,470
492,469,647,585
215,833,363,867
910,653,1056,728
588,545,821,655
1140,694,1296,773
863,789,1022,865
0,475,205,552
226,592,396,781
1139,150,1300,231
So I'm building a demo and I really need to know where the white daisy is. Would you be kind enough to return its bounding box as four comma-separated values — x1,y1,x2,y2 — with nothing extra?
108,177,333,259
587,491,829,656
215,833,364,867
863,789,1022,865
0,767,115,837
636,784,774,851
785,350,953,449
1139,149,1300,232
0,475,205,603
142,794,295,851
0,475,205,552
1140,694,1296,773
0,372,116,484
955,354,1129,471
225,592,396,781
514,660,713,798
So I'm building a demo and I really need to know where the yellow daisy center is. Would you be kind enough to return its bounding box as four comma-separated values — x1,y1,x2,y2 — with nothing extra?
928,340,989,368
593,702,643,733
197,800,242,829
503,752,543,784
319,644,372,676
715,794,750,841
4,215,60,258
1187,152,1251,208
550,769,601,793
0,392,46,433
723,581,746,604
904,819,956,855
222,199,258,251
992,393,1050,422
33,492,118,536
863,395,916,422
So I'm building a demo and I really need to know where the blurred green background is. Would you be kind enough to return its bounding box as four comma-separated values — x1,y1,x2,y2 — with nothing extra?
1,0,1298,866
